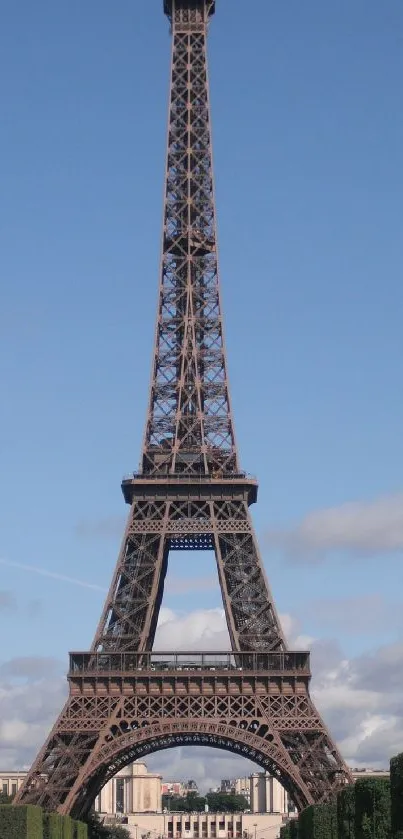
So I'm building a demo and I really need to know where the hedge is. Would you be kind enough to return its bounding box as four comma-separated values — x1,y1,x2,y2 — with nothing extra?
355,777,390,839
73,821,88,839
337,784,355,839
280,825,291,839
391,753,403,839
299,802,337,839
43,812,63,839
62,814,74,839
0,803,43,839
289,818,299,839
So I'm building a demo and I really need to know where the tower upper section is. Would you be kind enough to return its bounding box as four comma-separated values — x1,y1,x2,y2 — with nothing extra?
164,0,216,26
141,0,237,478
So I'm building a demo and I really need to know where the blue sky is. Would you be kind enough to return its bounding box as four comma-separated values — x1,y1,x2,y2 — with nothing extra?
1,0,403,777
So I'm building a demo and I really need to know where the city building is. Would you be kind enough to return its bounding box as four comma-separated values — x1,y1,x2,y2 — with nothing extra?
0,761,162,816
122,810,288,839
0,763,390,839
95,761,162,815
0,771,26,799
216,773,292,815
250,774,288,815
351,769,390,780
233,778,251,806
162,781,199,798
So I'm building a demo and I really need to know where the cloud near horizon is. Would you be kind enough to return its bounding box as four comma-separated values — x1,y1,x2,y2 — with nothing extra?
264,492,403,561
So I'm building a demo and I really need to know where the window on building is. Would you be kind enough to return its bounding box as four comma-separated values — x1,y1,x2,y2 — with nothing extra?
115,778,125,813
185,823,190,831
11,783,17,796
219,823,225,830
2,784,8,795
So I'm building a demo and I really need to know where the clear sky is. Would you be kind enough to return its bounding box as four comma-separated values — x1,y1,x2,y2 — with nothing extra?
0,0,402,784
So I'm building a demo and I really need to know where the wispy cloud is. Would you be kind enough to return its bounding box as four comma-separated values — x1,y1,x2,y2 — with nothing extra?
0,559,107,593
165,575,218,595
302,594,403,634
75,516,125,540
0,591,17,612
265,493,403,561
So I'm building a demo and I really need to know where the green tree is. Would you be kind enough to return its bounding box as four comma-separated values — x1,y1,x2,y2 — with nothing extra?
0,793,12,806
84,813,130,839
337,785,355,839
391,753,403,839
206,793,249,812
288,818,298,839
355,778,390,839
105,827,131,839
162,793,205,812
299,803,337,839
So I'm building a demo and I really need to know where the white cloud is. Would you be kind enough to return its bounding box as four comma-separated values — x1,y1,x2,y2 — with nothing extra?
146,747,260,793
156,607,230,650
265,493,403,560
155,608,302,651
0,656,67,770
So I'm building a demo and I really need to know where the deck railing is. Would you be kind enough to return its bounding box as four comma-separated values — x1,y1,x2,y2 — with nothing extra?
68,650,310,675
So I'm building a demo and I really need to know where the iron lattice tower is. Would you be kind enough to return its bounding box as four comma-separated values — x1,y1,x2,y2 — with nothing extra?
15,0,352,817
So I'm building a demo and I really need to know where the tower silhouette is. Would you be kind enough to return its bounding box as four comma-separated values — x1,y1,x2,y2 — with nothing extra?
15,0,352,817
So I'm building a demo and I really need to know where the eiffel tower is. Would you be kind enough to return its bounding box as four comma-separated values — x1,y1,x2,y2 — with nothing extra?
15,0,353,819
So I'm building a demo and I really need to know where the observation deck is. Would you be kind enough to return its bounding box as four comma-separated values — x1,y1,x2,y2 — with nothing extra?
69,650,310,677
121,471,258,506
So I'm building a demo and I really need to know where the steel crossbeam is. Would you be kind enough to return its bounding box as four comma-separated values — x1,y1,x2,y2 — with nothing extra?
14,0,353,819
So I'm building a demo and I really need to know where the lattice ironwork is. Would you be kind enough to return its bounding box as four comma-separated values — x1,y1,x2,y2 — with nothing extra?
14,0,353,819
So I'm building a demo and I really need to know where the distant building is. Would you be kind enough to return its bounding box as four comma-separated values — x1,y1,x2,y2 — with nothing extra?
0,761,162,816
162,780,199,798
162,781,187,797
352,769,389,780
0,762,390,839
122,810,288,839
217,773,292,814
95,761,162,815
234,777,251,805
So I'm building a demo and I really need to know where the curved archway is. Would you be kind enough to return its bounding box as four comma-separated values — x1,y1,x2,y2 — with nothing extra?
69,720,313,818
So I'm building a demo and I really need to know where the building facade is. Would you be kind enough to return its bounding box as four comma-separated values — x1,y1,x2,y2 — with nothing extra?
249,774,288,815
123,810,287,839
162,781,199,798
95,761,162,815
0,771,26,799
0,761,162,816
215,773,291,815
1,763,389,838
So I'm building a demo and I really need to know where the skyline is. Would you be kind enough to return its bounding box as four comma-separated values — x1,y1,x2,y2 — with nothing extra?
1,0,402,790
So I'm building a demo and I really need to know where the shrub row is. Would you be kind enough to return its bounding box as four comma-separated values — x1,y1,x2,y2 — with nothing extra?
280,750,403,839
0,804,87,839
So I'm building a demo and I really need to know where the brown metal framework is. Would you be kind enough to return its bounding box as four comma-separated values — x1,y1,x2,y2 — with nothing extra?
14,0,353,818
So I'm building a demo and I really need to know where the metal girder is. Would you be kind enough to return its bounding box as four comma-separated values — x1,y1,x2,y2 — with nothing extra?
142,9,235,478
13,662,351,818
14,0,353,818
